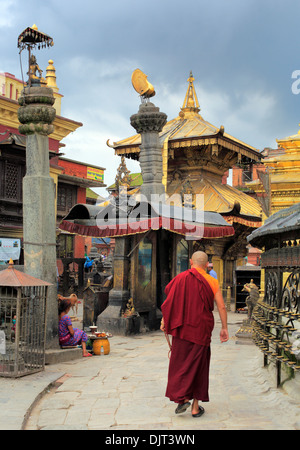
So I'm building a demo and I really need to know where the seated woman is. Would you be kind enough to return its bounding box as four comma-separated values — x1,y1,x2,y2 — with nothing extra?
58,299,92,357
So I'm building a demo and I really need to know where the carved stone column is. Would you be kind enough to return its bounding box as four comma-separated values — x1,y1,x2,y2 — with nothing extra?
97,101,167,335
18,82,58,349
97,237,134,334
130,102,167,201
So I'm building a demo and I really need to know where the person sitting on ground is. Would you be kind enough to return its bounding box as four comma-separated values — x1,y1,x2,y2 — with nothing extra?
58,299,92,357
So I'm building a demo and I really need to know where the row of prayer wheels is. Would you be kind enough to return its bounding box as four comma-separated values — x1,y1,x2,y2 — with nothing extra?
252,301,300,372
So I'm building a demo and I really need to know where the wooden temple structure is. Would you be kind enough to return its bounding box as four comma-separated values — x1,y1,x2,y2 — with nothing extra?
60,71,263,334
107,72,263,290
247,123,300,215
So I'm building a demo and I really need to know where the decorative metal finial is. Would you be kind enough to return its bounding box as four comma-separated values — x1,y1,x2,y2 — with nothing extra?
180,70,201,116
17,24,54,87
115,156,132,194
131,69,155,102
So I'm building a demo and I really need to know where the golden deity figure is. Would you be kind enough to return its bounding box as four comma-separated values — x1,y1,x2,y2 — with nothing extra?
28,55,46,84
122,298,137,317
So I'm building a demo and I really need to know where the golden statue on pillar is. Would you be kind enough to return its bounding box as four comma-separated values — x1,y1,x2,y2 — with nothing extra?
131,69,155,99
28,54,46,85
115,156,132,195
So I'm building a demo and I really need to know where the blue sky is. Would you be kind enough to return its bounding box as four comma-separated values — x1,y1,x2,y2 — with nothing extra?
1,0,300,196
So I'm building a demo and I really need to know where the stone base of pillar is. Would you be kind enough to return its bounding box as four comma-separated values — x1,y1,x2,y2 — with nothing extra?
97,305,162,336
142,308,162,331
96,288,141,335
97,306,141,336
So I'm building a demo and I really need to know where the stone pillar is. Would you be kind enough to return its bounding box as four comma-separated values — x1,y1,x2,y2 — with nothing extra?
97,237,140,335
18,82,58,349
97,101,167,335
130,102,167,201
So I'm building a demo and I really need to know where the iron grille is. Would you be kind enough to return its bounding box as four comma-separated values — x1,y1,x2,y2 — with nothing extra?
0,285,47,377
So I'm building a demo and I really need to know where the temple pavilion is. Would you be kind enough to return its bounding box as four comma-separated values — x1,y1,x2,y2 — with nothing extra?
107,72,263,292
247,125,300,214
60,72,264,332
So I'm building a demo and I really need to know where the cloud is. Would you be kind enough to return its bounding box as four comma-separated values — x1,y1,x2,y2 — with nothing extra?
0,0,16,28
63,127,140,198
2,0,299,197
199,88,278,149
60,70,278,202
145,78,278,149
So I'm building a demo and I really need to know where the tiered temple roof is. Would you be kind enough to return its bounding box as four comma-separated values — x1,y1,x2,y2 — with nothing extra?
108,71,262,225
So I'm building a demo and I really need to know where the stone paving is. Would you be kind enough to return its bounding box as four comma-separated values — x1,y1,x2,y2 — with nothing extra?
21,312,300,431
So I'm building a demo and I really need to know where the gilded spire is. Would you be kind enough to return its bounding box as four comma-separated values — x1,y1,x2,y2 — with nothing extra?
115,156,132,194
180,71,201,118
46,60,58,92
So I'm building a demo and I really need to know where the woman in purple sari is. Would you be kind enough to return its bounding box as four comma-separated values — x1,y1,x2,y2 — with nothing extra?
58,299,92,357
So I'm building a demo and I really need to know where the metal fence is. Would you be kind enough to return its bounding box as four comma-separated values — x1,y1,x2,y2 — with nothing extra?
0,285,47,377
252,268,300,386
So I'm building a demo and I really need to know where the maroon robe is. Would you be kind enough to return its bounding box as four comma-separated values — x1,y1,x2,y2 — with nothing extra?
162,267,215,346
162,268,215,403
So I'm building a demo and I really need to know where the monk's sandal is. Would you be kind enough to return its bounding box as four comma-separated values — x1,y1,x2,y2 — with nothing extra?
175,402,191,414
192,405,205,417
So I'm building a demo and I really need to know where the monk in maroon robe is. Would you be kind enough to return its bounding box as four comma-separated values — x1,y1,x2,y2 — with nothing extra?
161,251,229,417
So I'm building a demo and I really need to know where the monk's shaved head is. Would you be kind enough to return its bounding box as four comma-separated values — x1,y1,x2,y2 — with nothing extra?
191,251,208,268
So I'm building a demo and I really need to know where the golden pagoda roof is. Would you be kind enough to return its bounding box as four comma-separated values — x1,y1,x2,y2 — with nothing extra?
277,131,300,150
107,72,262,224
107,171,262,222
109,71,261,162
167,176,262,223
262,130,300,174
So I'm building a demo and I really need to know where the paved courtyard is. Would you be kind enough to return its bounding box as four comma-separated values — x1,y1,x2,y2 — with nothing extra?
19,311,300,431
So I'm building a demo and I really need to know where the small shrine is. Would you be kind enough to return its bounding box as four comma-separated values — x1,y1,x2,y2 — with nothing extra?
108,72,263,293
60,70,236,334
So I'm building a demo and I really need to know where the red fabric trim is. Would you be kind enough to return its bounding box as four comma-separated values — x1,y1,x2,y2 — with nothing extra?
223,216,261,228
59,218,235,239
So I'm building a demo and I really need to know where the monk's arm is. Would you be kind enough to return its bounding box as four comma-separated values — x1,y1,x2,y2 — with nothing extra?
214,289,229,342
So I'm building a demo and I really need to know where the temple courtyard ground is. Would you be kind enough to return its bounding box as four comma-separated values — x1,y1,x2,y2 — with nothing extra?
0,304,299,432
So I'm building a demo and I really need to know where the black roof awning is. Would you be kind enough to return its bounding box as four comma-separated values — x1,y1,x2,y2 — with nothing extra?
247,202,300,248
60,200,235,240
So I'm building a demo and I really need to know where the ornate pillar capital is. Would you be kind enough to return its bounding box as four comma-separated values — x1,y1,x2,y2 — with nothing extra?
130,102,167,134
17,85,56,136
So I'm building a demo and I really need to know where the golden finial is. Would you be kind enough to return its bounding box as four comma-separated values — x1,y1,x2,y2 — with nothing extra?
46,59,58,92
115,156,132,193
181,71,201,117
131,69,155,99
